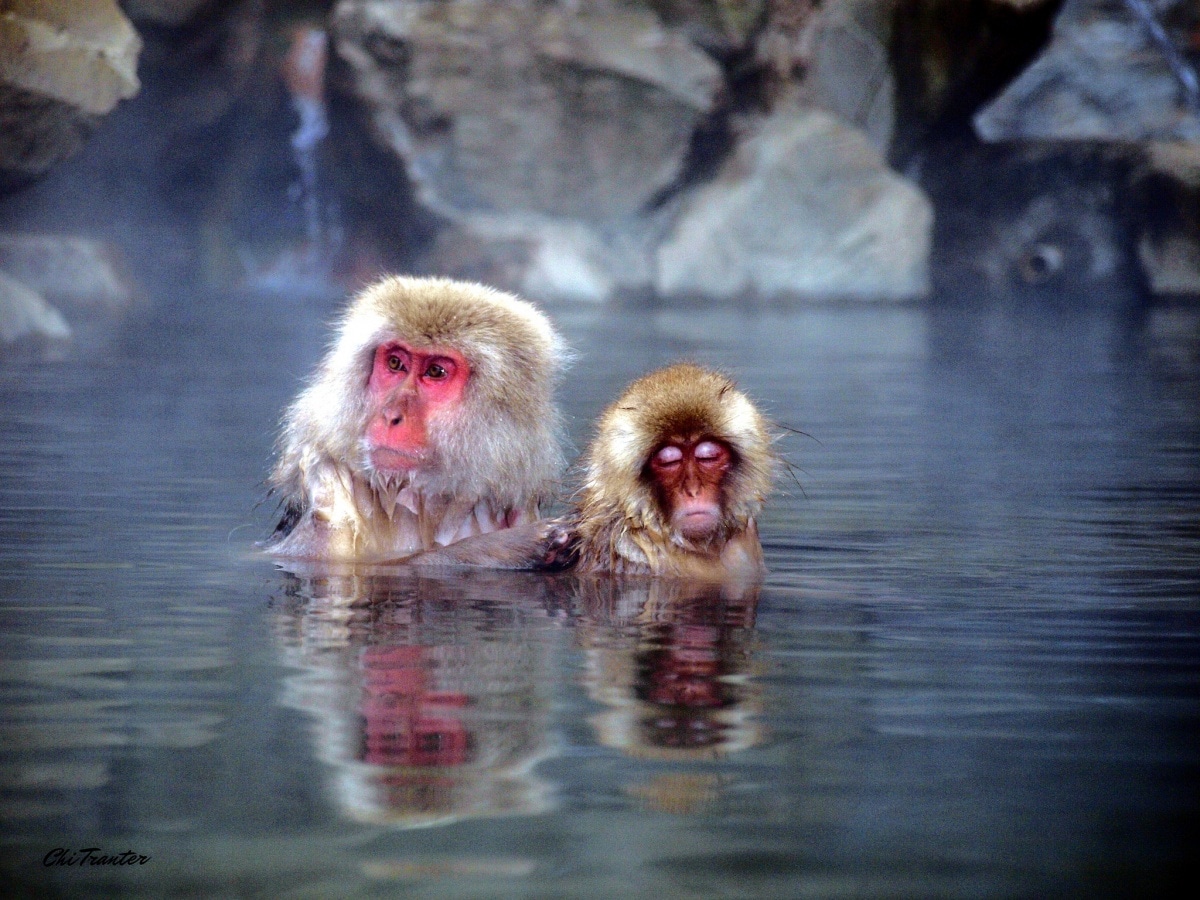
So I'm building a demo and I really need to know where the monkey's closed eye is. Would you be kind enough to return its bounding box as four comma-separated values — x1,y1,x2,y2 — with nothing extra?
654,445,683,467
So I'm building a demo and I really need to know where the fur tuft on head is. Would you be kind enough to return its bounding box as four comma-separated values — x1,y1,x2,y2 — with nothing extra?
577,364,777,572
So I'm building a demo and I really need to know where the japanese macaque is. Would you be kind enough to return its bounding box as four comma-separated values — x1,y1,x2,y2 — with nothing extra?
266,275,568,561
573,364,777,579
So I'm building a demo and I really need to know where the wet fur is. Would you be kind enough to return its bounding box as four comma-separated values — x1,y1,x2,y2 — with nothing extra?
574,364,776,579
267,276,569,560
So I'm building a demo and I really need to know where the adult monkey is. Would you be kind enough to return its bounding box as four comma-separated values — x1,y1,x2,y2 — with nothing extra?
266,275,569,561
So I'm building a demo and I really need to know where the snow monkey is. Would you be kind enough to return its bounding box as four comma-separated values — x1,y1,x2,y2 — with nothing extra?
266,275,569,561
572,364,777,579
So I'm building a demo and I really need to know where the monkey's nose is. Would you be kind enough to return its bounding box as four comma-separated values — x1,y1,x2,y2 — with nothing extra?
380,404,406,428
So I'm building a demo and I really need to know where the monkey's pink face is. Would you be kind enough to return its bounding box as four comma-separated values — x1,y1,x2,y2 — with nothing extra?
648,438,732,541
364,342,470,472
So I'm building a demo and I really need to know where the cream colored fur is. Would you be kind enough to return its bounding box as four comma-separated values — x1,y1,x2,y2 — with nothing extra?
268,276,568,560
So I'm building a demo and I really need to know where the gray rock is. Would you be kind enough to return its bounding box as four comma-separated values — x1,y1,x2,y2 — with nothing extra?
1142,230,1200,295
975,0,1200,141
0,0,141,187
802,0,896,152
330,0,721,223
1140,141,1200,296
121,1,216,28
648,0,767,54
0,234,137,316
423,213,655,304
926,143,1148,308
655,105,932,301
330,0,934,304
0,270,71,355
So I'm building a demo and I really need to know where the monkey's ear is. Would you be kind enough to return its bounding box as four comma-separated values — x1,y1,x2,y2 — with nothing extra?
398,518,580,571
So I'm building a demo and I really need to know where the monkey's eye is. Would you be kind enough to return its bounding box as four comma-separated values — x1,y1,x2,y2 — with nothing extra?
424,362,447,380
694,441,722,460
654,445,683,467
387,355,406,372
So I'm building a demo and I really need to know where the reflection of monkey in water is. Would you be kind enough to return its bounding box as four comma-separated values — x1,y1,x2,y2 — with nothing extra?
270,570,560,826
578,579,763,761
633,621,742,751
358,645,472,768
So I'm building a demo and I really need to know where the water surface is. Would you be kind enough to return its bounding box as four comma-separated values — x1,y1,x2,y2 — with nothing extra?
2,289,1197,898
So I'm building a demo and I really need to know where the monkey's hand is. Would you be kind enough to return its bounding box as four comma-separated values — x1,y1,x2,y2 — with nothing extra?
531,518,580,572
399,518,579,571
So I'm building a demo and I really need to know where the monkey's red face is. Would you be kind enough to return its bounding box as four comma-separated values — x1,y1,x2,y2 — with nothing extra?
648,438,733,541
364,342,470,472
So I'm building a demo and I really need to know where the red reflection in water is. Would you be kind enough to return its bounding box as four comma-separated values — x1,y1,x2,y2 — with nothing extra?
358,645,471,767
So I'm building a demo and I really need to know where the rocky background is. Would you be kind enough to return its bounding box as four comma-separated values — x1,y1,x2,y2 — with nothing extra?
1,0,1198,354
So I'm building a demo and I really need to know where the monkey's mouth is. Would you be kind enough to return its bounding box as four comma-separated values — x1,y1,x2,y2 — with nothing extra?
369,447,429,472
676,509,721,539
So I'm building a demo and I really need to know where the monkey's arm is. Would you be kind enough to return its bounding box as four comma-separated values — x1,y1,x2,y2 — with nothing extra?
396,518,579,571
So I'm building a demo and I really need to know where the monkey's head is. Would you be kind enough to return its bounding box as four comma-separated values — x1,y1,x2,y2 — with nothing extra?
275,276,569,507
581,364,775,551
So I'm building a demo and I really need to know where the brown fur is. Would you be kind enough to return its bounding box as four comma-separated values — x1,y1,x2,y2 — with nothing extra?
574,364,776,579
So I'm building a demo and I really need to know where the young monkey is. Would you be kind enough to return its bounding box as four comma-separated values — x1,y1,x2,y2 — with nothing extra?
267,275,568,561
572,364,777,580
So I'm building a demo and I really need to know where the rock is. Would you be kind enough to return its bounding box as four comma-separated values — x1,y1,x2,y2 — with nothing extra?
422,214,655,304
754,0,816,86
0,234,137,316
329,1,936,303
0,270,71,355
1149,141,1200,189
121,1,216,28
1141,229,1200,296
1138,142,1200,296
801,0,896,152
927,142,1148,308
655,105,932,301
0,0,140,116
647,0,768,55
331,0,722,223
0,0,141,187
330,0,726,301
975,0,1200,141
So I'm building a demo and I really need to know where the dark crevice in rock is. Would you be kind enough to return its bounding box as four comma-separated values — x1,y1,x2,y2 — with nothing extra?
888,0,1063,172
644,40,772,214
324,47,441,274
